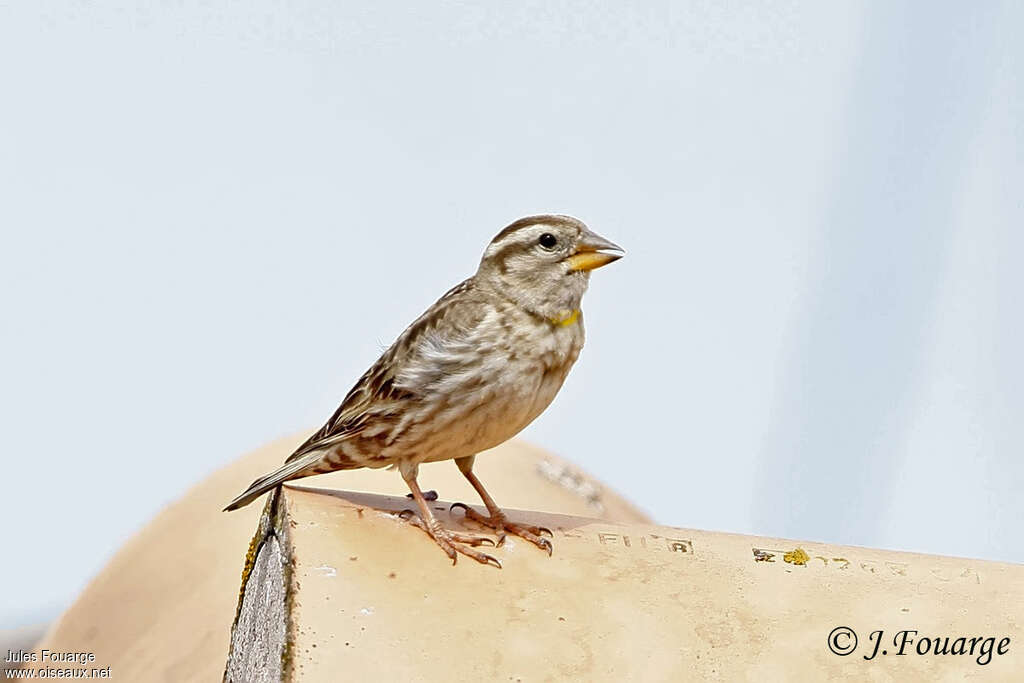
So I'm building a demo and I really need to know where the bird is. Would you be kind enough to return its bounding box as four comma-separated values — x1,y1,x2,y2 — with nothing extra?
224,214,623,567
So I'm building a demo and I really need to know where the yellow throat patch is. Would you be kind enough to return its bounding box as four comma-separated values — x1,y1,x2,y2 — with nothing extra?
549,309,581,327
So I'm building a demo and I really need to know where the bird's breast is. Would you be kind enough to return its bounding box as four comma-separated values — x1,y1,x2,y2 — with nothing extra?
410,312,584,464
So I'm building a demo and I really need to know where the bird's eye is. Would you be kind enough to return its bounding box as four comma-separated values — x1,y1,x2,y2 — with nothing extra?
538,233,558,249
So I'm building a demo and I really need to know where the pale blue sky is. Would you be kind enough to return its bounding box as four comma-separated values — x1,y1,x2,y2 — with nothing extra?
2,1,1021,628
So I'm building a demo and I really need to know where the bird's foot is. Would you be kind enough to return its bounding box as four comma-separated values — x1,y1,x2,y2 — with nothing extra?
397,510,501,568
450,503,553,556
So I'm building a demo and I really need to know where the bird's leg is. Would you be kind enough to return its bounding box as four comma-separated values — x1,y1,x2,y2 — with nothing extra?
451,456,553,555
398,462,501,568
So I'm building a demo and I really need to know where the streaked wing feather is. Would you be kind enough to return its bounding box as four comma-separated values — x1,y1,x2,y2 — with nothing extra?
285,277,480,463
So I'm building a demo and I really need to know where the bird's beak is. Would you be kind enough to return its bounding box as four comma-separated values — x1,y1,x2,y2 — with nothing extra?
566,229,625,272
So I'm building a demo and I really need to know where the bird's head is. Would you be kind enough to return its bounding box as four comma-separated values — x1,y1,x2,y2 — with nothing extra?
476,214,623,320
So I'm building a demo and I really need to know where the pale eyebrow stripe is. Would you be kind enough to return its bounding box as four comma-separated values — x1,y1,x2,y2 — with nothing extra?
485,223,546,258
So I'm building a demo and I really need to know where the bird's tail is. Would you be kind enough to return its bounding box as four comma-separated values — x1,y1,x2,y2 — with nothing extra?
223,452,323,512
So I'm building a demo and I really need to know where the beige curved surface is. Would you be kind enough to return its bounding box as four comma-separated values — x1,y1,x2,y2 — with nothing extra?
233,487,1023,682
22,433,1024,681
25,435,649,681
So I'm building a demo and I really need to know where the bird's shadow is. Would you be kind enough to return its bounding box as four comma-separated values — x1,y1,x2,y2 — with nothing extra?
283,484,600,535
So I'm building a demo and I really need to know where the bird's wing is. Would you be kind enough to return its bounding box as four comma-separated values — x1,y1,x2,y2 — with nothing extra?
284,277,486,463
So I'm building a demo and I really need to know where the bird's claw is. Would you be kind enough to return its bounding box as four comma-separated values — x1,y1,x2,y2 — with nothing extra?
442,540,501,569
398,507,501,567
449,501,554,557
